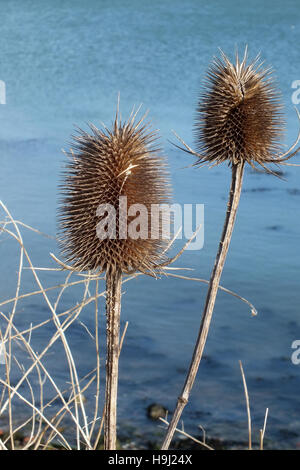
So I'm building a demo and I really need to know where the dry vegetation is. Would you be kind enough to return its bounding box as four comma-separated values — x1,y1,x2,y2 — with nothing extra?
0,199,260,450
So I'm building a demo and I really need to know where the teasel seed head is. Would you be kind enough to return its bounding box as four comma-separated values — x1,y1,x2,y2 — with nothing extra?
58,107,172,275
193,49,298,170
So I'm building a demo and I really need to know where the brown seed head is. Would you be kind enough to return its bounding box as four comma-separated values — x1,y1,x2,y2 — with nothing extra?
58,108,171,274
194,50,285,168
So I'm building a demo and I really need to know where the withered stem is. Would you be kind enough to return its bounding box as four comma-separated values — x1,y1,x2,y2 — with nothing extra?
161,161,245,449
104,268,122,450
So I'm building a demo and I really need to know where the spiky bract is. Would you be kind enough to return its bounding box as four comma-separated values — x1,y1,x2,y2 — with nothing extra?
58,110,171,274
195,50,285,168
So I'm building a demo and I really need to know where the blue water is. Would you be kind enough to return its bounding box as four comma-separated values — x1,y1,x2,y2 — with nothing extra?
1,0,300,448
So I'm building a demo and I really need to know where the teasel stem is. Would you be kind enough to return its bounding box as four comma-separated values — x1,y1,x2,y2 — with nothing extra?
104,267,122,450
161,161,245,449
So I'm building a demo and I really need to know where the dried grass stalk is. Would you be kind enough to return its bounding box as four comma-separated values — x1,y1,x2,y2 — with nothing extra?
58,108,171,274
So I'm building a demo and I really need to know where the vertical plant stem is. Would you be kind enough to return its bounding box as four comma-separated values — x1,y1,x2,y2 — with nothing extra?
90,279,100,444
104,268,122,450
161,161,245,450
239,360,252,450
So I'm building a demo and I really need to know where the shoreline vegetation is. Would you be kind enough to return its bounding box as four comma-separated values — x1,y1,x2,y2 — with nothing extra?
0,202,298,450
0,398,276,451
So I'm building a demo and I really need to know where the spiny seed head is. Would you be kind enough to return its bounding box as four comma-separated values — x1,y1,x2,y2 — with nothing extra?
58,108,171,274
195,49,285,168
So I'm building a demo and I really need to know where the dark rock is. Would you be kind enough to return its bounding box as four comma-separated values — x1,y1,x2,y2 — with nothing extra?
147,403,168,421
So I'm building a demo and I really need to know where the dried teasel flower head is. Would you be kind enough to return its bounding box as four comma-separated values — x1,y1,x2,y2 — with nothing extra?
190,48,300,170
58,106,172,274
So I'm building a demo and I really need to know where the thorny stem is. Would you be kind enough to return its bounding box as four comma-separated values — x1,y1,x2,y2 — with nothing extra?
161,161,245,450
104,268,122,450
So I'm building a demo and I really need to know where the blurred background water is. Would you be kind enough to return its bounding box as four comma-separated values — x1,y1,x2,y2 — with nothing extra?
0,0,300,448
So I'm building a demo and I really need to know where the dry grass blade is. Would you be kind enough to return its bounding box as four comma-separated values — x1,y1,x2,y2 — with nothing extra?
239,361,252,450
0,201,104,449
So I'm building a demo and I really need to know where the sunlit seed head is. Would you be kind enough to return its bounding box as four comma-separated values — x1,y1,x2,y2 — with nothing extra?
194,49,285,169
58,107,172,274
